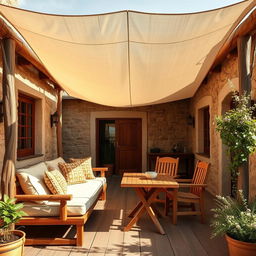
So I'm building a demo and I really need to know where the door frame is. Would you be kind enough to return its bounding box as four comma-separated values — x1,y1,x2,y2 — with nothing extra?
90,111,147,171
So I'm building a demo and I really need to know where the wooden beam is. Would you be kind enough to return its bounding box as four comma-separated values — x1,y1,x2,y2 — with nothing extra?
237,35,252,200
0,38,17,199
16,55,30,66
0,16,61,91
212,7,256,70
212,64,222,73
56,89,63,157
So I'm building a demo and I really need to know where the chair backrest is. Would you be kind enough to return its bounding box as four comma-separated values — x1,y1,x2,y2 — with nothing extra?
155,157,179,177
190,161,209,196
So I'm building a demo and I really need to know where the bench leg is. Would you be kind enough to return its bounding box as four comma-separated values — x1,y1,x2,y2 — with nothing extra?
100,184,107,200
76,224,84,246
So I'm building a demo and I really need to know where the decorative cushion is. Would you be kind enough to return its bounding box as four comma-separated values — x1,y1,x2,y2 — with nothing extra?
58,162,87,185
45,157,66,172
44,169,67,194
16,172,50,204
70,157,95,179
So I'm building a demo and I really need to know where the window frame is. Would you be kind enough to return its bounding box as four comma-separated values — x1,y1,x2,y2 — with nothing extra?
17,93,35,158
203,106,210,156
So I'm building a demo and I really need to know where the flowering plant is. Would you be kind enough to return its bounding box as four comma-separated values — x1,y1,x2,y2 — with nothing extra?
215,92,256,197
211,190,256,243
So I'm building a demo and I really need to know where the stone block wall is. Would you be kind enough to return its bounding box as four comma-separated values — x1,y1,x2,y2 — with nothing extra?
190,52,256,197
62,99,191,160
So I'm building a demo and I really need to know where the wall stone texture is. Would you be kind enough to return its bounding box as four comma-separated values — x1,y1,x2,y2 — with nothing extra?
190,52,256,198
0,54,58,173
62,99,191,160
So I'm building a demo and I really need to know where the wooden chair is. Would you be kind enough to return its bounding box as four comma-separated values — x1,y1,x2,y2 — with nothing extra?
153,157,179,211
155,157,179,177
165,161,209,224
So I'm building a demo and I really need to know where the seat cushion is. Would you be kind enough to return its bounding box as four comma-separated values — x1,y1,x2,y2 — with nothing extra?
44,169,67,194
22,177,106,216
45,157,65,172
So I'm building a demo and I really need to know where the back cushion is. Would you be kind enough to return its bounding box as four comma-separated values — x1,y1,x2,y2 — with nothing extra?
16,162,48,180
45,157,66,172
16,162,50,204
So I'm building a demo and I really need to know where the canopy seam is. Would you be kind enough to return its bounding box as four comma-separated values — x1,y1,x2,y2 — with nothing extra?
12,23,233,46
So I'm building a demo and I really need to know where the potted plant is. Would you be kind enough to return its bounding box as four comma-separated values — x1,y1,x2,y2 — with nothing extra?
0,195,26,256
211,191,256,256
214,92,256,255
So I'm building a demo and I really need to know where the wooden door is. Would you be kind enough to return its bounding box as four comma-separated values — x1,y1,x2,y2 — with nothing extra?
115,119,142,174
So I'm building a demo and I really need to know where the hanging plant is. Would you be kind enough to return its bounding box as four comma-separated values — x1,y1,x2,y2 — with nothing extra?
215,92,256,197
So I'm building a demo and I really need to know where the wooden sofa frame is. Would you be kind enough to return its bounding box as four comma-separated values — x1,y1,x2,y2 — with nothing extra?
15,167,108,246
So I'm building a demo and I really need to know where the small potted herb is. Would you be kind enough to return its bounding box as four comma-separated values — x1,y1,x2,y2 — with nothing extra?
0,195,26,256
211,191,256,255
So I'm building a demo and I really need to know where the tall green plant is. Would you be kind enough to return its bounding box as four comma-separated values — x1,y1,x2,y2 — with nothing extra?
216,92,256,197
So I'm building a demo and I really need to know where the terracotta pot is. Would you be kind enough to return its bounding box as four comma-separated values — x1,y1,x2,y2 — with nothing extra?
225,234,256,256
0,230,25,256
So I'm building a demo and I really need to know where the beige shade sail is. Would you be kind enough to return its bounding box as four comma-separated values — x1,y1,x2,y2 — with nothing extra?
0,1,255,107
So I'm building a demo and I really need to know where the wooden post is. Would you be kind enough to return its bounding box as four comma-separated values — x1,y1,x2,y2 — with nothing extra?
56,88,63,157
237,35,252,200
0,38,17,199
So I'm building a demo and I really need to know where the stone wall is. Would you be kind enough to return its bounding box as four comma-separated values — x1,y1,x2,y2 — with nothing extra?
62,99,191,160
190,52,256,197
0,56,58,172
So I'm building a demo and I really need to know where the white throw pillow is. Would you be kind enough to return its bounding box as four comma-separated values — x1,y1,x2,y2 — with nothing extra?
45,157,66,172
16,172,50,204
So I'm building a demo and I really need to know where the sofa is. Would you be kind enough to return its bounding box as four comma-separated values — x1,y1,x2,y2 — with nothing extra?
14,157,108,246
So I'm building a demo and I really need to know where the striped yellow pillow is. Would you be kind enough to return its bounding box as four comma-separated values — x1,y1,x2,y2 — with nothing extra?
58,162,87,184
70,157,95,179
44,169,67,194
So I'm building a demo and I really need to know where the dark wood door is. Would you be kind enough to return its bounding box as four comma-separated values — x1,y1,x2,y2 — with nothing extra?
115,119,142,174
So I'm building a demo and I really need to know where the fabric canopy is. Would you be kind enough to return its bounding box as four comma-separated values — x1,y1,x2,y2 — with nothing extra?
0,1,255,106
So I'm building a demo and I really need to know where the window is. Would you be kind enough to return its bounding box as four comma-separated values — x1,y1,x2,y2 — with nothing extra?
203,106,210,156
17,94,35,158
197,105,210,157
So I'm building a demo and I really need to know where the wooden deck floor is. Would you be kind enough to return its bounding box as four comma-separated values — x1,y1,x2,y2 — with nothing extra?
24,176,228,256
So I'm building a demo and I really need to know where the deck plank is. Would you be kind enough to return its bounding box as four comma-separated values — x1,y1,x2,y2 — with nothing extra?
123,188,140,256
87,177,121,255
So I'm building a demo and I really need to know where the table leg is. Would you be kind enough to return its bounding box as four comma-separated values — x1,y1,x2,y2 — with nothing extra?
124,188,165,234
135,188,165,235
128,188,154,218
128,202,142,218
172,188,178,225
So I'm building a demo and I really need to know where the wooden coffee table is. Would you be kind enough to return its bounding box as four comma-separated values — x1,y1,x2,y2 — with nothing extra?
121,172,179,234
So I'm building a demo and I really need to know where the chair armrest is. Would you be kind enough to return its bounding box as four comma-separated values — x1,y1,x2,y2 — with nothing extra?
92,167,108,177
15,194,73,221
175,178,193,183
15,194,73,201
178,183,207,188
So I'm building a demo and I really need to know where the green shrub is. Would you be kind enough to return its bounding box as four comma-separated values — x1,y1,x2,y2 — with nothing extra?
215,92,256,196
